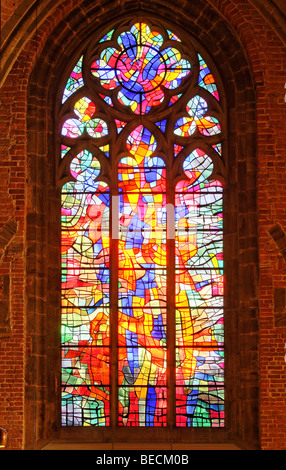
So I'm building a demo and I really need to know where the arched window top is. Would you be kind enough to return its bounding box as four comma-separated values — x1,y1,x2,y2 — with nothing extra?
60,20,222,110
59,19,225,430
58,20,225,186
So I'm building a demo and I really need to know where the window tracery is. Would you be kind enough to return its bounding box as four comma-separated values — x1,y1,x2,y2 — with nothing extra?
58,20,225,429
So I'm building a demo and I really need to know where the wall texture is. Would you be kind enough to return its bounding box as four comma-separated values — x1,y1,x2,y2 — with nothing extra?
0,0,285,450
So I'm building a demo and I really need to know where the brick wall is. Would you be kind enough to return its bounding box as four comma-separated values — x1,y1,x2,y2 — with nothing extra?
210,0,286,450
0,0,285,450
0,34,30,445
0,0,22,28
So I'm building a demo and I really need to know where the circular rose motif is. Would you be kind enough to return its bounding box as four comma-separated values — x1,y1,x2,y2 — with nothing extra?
91,23,191,114
115,45,166,94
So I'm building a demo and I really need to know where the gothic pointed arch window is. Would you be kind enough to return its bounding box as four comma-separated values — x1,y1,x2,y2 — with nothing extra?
58,19,225,430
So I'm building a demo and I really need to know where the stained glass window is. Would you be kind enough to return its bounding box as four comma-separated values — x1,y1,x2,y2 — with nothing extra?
59,21,224,429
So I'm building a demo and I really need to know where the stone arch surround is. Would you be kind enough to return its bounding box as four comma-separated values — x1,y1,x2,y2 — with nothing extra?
23,0,259,450
1,0,286,88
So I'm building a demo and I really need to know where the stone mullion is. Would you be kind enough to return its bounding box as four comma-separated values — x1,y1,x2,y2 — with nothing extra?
109,172,119,429
166,172,176,429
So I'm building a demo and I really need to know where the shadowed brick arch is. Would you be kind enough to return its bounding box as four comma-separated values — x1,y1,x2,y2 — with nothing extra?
24,0,258,449
1,0,285,88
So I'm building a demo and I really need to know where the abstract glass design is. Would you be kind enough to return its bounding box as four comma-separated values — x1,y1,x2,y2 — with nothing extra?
59,20,224,429
118,127,167,425
91,23,191,114
174,95,221,137
61,151,110,426
62,55,84,103
62,97,108,139
175,149,224,427
198,54,219,101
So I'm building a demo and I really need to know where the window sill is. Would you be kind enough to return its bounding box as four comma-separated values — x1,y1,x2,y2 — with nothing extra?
41,440,242,450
